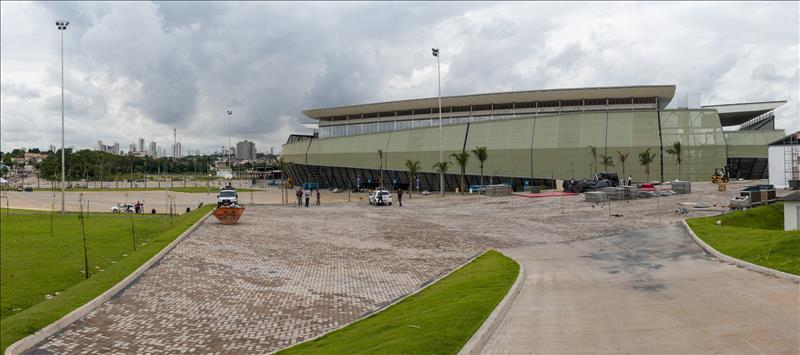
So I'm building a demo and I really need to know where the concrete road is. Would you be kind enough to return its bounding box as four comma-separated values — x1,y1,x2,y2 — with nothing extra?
485,225,800,354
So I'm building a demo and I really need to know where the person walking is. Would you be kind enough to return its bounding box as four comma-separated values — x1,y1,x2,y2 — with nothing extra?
295,189,302,207
397,188,403,207
627,175,632,186
315,189,321,206
304,188,310,208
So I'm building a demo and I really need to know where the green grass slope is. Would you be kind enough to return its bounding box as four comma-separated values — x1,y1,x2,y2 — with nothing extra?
0,205,213,351
279,250,520,355
687,203,800,275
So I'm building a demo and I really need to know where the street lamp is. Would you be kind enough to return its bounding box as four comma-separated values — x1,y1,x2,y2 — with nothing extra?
56,20,69,213
227,110,233,175
432,48,443,196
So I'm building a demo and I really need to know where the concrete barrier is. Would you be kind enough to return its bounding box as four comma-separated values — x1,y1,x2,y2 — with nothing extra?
681,220,799,283
458,260,525,355
5,209,214,355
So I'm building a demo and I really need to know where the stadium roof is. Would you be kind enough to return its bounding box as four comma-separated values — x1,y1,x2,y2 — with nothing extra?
702,100,786,127
304,85,676,119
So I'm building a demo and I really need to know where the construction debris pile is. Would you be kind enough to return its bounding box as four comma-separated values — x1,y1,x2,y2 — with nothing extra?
583,181,692,202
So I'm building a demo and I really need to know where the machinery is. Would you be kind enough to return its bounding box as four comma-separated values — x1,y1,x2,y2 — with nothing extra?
564,172,620,193
711,167,729,184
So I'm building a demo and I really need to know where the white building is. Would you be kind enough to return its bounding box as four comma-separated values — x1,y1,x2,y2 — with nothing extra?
768,131,800,189
149,141,157,157
138,138,145,153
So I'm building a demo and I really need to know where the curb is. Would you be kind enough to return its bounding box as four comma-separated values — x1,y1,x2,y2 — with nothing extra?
681,220,799,283
272,250,491,354
5,209,214,355
458,260,525,355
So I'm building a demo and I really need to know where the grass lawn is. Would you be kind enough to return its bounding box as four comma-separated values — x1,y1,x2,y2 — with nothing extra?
686,203,800,276
278,250,519,355
0,205,214,351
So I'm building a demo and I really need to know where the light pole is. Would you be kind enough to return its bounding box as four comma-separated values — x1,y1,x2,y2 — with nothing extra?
432,48,443,196
227,110,233,178
56,20,69,212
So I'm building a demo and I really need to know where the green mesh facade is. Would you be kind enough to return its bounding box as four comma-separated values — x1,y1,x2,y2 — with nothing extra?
724,130,786,158
284,109,749,182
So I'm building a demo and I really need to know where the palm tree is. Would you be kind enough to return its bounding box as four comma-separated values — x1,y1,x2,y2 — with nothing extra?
638,147,656,182
616,150,629,181
404,159,420,196
450,151,470,194
432,161,451,193
471,146,488,186
599,154,615,171
377,149,384,188
665,141,683,180
586,145,598,175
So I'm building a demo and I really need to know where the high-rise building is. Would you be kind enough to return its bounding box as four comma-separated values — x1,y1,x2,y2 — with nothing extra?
172,143,182,158
129,143,136,153
149,141,157,157
95,140,121,154
138,138,145,153
236,140,256,160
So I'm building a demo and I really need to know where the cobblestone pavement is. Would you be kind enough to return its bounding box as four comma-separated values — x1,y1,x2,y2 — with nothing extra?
32,201,509,354
30,181,798,353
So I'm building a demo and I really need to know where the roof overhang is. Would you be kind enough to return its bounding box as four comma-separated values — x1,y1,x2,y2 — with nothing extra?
304,85,676,120
702,100,786,127
768,131,800,146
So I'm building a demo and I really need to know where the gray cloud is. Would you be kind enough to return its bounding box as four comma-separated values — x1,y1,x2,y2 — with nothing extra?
1,1,798,154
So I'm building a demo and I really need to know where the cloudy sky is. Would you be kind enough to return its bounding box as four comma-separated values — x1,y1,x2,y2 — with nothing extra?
2,1,798,154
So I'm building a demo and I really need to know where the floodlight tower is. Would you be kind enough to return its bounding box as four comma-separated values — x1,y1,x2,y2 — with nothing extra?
432,48,443,196
56,20,69,213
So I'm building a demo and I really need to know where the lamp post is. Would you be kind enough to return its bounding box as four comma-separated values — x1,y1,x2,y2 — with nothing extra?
56,20,69,212
227,110,233,179
432,48,443,196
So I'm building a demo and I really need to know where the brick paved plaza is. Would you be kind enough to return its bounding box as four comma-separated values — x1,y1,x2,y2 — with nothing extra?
30,182,799,354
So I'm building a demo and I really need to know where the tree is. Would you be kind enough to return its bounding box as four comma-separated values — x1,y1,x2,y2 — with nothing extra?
450,151,470,194
638,147,656,182
471,146,488,186
599,154,615,171
432,161,451,192
404,159,420,196
586,145,598,175
616,150,629,180
665,141,683,180
377,149,385,188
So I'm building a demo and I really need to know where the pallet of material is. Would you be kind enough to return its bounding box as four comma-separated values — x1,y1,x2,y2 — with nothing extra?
672,181,692,194
601,187,625,200
584,191,606,202
485,184,512,197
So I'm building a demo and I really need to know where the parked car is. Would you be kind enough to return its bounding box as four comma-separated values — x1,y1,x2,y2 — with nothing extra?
331,187,343,193
368,189,392,205
111,204,135,213
217,185,238,207
23,187,33,192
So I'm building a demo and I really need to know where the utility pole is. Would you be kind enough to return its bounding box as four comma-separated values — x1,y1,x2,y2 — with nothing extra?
432,48,444,197
56,20,69,213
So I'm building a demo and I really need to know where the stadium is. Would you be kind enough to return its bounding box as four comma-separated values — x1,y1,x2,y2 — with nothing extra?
282,85,787,191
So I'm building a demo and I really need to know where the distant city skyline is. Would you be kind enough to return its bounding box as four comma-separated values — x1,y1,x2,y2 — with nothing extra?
1,2,798,153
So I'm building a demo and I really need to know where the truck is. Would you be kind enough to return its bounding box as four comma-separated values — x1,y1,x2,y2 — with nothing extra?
217,185,239,207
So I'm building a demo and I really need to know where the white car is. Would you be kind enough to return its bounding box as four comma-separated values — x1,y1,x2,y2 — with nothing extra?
368,189,392,206
217,186,238,207
111,204,134,213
